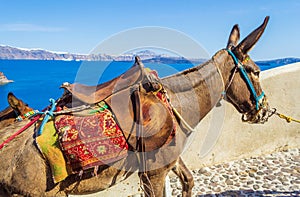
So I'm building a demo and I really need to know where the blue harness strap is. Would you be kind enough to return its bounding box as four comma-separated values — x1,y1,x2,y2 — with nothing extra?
227,50,264,110
36,98,56,136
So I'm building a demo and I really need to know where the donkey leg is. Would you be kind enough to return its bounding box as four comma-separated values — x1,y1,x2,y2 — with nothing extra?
139,160,176,197
171,157,194,197
139,171,168,197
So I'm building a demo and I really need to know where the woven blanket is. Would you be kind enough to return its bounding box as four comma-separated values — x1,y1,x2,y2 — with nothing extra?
35,120,69,183
54,107,128,172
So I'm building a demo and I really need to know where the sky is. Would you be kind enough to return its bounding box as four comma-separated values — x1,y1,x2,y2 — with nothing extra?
0,0,299,60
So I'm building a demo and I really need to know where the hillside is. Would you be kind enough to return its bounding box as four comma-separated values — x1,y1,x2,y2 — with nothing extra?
0,45,299,67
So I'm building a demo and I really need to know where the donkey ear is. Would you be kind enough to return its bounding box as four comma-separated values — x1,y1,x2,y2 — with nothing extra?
134,56,144,68
7,92,19,109
235,16,270,54
226,24,240,50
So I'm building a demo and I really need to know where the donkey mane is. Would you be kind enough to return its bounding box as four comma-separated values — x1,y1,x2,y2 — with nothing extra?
162,55,221,93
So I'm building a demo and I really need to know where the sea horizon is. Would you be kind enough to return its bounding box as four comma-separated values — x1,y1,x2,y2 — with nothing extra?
1,58,299,111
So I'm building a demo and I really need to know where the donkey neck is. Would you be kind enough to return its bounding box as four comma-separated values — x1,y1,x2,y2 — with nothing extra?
161,50,226,127
0,107,15,121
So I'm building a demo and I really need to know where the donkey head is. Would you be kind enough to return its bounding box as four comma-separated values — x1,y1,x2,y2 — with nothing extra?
222,16,270,123
7,92,33,118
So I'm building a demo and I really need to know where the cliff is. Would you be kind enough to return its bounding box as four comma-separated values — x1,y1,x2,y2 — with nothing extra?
0,45,299,66
0,45,204,63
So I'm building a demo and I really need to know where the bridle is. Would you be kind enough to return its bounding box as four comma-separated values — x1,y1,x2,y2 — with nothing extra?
15,110,39,122
222,49,265,111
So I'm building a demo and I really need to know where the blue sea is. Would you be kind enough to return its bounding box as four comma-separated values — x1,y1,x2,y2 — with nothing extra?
0,59,286,111
0,60,194,111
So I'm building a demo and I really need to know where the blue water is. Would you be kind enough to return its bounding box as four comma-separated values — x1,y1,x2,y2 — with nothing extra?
0,59,286,111
0,60,194,110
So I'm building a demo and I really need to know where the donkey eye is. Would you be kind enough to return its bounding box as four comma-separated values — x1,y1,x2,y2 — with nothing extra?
253,71,260,77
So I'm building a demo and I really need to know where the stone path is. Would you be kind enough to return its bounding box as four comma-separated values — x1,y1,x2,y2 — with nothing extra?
169,148,300,197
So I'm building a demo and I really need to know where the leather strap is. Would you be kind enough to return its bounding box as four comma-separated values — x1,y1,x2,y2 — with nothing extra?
131,85,154,196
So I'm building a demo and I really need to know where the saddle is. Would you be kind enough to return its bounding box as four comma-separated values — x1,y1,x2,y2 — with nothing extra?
58,56,175,152
61,56,160,104
36,56,176,182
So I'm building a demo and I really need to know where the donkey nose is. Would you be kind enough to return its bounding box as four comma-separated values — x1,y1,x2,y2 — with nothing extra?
258,95,268,109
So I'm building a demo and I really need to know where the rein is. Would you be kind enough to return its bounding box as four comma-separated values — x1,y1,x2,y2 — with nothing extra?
0,105,52,150
267,108,300,124
0,115,41,150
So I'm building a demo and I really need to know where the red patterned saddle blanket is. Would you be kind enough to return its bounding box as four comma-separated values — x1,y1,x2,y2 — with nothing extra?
54,105,128,172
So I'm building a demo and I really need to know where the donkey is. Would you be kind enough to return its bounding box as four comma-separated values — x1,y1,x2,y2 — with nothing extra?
0,93,34,128
0,16,270,196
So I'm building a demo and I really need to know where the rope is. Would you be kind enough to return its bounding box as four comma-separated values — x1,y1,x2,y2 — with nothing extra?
0,115,41,150
170,104,196,136
36,98,56,136
267,108,300,124
54,105,91,115
276,112,300,123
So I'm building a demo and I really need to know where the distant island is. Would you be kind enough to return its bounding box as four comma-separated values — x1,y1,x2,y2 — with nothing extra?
0,72,14,85
0,45,299,67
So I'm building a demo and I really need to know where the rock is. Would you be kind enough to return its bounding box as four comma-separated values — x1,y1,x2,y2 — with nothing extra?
215,164,222,168
253,185,260,190
282,181,290,186
274,172,284,177
264,169,273,174
209,182,218,188
255,176,261,180
257,171,264,175
281,168,293,173
262,183,271,189
265,175,276,181
214,187,222,193
222,163,230,168
222,174,229,179
211,176,219,183
272,160,280,164
275,185,285,191
255,180,263,185
239,171,248,177
225,178,234,185
198,167,209,174
278,176,289,183
293,166,300,173
291,172,300,179
203,171,212,177
204,180,209,184
291,179,300,184
282,145,289,152
292,156,300,162
289,185,299,191
234,182,241,187
248,169,256,177
230,175,238,180
167,148,300,196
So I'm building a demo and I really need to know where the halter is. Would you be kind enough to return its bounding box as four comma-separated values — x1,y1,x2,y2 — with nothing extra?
15,110,39,122
226,49,265,110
